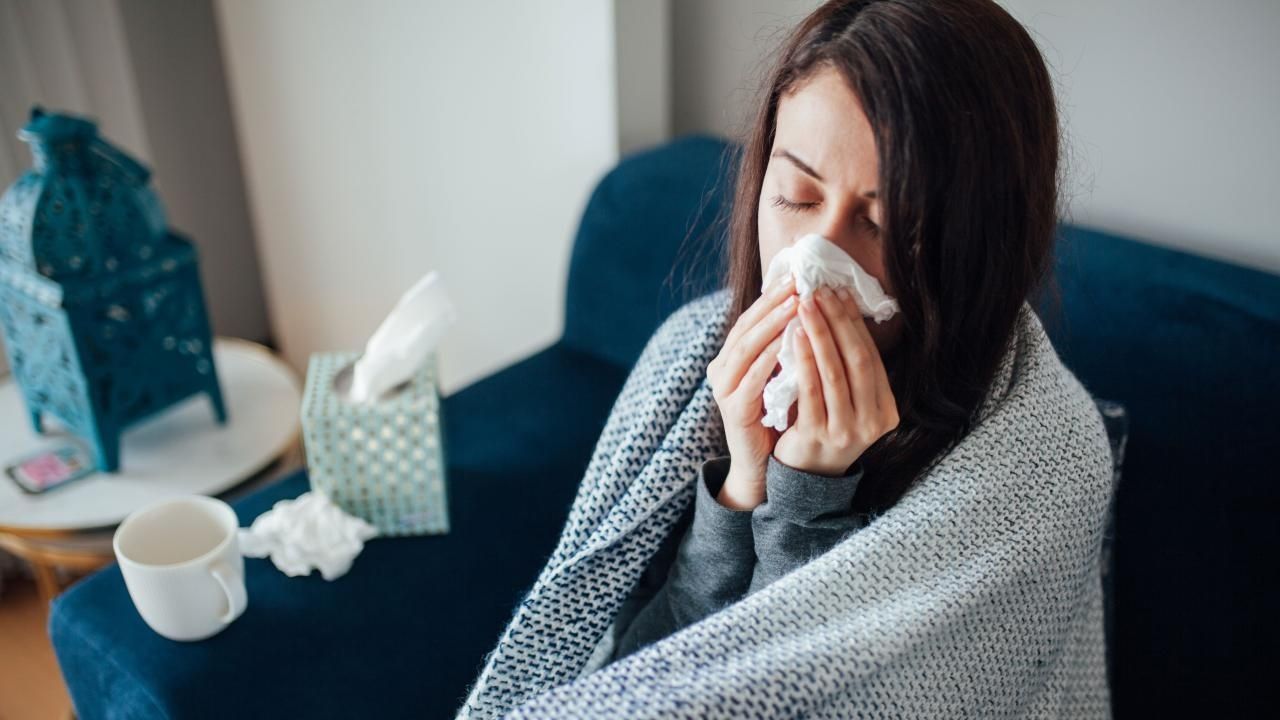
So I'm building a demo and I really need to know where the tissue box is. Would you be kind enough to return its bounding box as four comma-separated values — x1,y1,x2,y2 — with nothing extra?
300,351,449,536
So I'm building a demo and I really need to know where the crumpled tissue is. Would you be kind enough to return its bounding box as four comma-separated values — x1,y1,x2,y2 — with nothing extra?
760,232,900,431
239,488,378,580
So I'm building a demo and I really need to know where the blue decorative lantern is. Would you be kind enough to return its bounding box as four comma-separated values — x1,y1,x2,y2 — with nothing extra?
0,107,226,472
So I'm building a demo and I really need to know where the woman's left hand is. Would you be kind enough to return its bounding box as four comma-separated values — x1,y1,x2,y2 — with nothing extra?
772,286,900,477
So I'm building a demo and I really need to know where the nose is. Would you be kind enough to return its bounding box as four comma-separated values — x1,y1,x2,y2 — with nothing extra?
810,204,861,249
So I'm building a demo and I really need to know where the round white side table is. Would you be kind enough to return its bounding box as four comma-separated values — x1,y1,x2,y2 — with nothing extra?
0,337,302,601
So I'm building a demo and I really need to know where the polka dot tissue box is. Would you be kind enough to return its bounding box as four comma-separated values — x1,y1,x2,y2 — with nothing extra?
298,271,456,537
301,350,449,536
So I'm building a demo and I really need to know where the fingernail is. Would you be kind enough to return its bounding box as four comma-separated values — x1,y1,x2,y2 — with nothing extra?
781,295,796,308
837,287,851,300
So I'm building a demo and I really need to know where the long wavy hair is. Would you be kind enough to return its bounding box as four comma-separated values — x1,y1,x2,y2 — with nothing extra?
686,0,1065,514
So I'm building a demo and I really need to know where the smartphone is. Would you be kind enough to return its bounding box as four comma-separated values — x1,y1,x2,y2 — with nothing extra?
5,443,97,494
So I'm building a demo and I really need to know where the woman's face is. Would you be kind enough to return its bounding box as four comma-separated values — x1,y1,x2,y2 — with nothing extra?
758,64,903,355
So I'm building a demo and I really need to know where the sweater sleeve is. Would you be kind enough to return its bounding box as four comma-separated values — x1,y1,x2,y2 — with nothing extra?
609,454,755,661
747,453,868,595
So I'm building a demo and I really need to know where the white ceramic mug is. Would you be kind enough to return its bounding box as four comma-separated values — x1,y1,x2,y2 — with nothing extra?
113,495,248,641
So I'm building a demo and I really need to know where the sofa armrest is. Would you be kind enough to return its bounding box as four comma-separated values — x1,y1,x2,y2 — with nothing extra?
50,340,629,720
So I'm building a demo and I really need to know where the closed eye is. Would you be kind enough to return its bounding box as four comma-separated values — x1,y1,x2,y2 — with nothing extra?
770,194,879,235
769,194,819,213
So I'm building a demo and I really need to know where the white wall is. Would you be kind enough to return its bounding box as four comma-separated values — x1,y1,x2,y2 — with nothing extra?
214,0,622,394
999,0,1279,272
672,0,821,141
614,0,672,156
670,0,1280,273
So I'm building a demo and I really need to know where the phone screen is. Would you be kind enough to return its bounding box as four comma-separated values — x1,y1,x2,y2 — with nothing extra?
5,443,97,494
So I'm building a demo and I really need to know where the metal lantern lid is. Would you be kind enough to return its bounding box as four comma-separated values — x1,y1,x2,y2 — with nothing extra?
0,106,169,281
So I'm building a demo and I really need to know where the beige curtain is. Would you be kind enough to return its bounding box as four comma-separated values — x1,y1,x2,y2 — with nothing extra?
0,0,271,382
0,0,153,379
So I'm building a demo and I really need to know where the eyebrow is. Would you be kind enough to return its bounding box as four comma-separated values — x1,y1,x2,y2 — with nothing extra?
771,148,878,199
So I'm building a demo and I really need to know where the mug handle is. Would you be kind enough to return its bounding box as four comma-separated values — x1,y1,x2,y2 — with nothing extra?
210,562,247,624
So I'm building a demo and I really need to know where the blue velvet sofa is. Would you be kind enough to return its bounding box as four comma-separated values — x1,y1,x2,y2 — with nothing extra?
49,135,1280,718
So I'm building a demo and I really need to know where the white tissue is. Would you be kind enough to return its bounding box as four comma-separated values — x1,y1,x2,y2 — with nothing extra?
239,489,379,581
760,233,899,432
349,270,457,403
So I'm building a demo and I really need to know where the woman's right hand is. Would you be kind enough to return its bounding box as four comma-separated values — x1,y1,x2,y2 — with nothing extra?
705,274,798,510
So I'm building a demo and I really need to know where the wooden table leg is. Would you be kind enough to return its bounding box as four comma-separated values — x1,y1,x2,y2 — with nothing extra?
30,559,62,605
0,532,112,604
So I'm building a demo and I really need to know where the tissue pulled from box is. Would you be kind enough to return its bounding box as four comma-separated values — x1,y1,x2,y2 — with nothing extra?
349,270,457,403
239,489,378,580
760,233,899,432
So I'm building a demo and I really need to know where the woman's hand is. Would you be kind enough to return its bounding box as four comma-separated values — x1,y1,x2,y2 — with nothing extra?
772,286,899,477
705,274,797,510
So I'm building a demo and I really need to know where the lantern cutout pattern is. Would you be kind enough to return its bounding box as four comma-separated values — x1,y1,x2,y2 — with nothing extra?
0,107,226,472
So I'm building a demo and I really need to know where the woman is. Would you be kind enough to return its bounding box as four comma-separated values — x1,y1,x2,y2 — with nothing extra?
608,0,1070,662
457,1,1114,717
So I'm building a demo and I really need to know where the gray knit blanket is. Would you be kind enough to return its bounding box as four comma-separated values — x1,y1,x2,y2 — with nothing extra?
455,287,1114,718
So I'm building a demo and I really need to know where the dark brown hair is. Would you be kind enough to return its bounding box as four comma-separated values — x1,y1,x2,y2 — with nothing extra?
704,0,1064,514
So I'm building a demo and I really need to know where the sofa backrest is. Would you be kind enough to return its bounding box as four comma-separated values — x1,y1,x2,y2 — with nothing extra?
1034,225,1279,716
562,135,736,369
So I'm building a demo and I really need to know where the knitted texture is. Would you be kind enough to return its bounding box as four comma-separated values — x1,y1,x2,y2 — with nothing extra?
455,287,1114,719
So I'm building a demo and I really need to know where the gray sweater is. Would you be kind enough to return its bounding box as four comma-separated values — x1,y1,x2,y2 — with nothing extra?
607,453,869,664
